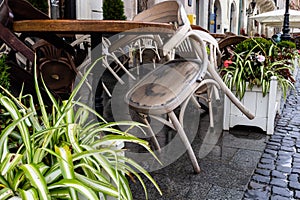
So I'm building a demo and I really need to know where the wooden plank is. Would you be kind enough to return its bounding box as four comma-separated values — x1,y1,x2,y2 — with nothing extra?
0,23,34,62
13,20,175,34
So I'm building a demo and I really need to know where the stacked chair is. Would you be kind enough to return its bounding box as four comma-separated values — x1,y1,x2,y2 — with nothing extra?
0,0,90,99
95,0,254,174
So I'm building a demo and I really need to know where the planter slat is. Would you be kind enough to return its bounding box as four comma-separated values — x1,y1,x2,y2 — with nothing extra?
223,76,279,135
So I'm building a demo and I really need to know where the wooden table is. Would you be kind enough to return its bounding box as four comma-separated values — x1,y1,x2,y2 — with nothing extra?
13,19,176,34
12,19,176,62
13,20,223,38
11,19,225,98
12,19,178,92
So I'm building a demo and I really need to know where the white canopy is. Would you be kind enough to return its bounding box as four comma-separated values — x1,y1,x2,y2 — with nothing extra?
249,9,300,27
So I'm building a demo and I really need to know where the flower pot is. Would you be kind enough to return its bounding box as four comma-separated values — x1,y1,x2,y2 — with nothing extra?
223,76,279,135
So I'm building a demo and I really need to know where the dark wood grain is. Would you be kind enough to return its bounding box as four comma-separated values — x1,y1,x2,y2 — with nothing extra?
13,20,176,34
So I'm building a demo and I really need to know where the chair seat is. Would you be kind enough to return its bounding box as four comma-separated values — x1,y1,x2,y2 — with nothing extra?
125,59,203,114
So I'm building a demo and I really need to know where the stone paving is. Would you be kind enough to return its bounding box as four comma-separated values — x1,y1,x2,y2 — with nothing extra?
129,98,268,199
129,69,300,199
243,71,300,199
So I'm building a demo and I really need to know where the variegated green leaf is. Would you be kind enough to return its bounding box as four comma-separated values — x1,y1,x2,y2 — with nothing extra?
75,173,119,197
55,146,75,179
12,170,24,192
55,146,77,200
49,188,71,199
0,187,14,199
0,154,22,176
20,164,51,200
18,188,39,200
49,179,99,200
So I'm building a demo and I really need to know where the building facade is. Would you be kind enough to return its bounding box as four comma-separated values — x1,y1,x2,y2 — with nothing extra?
74,0,300,36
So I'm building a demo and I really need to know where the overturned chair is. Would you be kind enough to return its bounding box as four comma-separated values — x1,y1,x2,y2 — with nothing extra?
124,1,254,174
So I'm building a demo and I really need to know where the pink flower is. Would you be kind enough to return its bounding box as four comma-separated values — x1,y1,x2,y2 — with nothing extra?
298,49,300,54
256,55,265,63
224,60,233,68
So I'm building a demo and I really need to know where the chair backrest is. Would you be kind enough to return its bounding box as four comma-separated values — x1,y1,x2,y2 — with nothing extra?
108,1,187,59
33,40,77,96
133,1,186,26
0,0,13,26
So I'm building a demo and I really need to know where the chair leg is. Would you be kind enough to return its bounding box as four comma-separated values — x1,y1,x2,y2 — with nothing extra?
207,86,214,128
139,114,161,153
168,111,200,174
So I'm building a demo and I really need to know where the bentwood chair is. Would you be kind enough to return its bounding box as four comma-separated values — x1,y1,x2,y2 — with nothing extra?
106,0,183,77
125,1,206,174
124,1,255,174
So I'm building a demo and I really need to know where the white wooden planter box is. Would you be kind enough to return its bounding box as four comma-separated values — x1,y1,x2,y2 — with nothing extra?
223,76,279,135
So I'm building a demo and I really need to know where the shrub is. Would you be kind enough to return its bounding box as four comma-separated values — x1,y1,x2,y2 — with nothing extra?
0,55,11,132
102,0,127,20
234,37,273,55
277,40,296,49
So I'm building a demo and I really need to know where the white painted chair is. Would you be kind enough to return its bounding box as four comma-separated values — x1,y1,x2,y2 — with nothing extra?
124,1,255,174
105,0,183,79
125,1,205,174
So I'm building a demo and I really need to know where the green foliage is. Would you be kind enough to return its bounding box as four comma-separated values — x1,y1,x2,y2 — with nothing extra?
27,0,48,14
0,55,11,132
234,37,273,55
0,55,10,92
102,0,127,20
220,38,295,99
0,58,161,199
277,40,296,49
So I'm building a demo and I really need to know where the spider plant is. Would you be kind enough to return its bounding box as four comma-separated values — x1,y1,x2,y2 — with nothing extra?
220,38,295,99
0,57,161,199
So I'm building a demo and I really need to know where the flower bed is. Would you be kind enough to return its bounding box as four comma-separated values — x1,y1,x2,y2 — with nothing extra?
220,37,298,134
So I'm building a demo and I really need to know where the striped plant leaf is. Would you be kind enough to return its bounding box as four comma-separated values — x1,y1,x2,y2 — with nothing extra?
81,145,129,199
0,174,10,188
49,179,99,200
75,173,119,197
0,153,22,176
0,96,32,163
0,187,14,199
20,164,51,200
55,146,77,200
18,188,39,200
49,188,71,199
11,171,24,192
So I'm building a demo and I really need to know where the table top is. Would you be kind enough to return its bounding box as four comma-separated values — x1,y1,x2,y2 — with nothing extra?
13,19,177,34
13,19,226,38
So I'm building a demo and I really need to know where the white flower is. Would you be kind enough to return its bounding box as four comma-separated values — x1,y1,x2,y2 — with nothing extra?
256,55,265,63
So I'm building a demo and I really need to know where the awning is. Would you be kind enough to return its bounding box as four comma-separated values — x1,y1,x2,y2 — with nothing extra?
250,9,300,27
256,0,276,13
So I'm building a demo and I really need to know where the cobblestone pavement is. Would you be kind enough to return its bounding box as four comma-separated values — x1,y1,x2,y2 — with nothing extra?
244,70,300,200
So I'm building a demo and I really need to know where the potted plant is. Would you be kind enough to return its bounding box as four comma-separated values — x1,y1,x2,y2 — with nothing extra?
0,59,161,199
220,37,297,134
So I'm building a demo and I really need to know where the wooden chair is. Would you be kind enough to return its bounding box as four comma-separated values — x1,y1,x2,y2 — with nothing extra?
95,1,185,116
106,0,182,77
125,1,205,174
32,39,77,97
218,35,248,59
124,1,255,174
0,0,84,99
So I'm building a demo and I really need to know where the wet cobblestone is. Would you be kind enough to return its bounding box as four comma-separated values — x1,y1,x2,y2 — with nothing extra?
243,69,300,199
